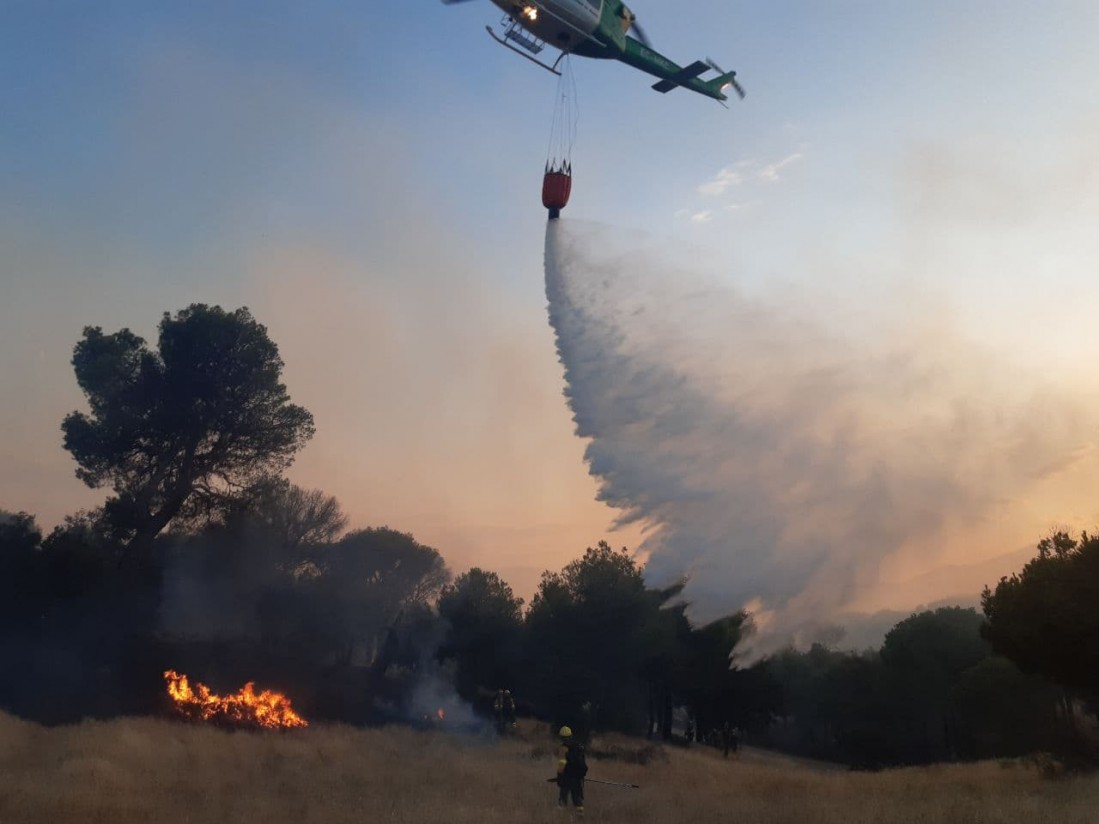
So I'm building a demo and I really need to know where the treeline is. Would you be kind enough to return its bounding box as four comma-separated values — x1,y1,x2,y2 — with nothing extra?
0,497,746,737
0,304,746,733
758,608,1071,766
0,303,1096,769
755,532,1099,767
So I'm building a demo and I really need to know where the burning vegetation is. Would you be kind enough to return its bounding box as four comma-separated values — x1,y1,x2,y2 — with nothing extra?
163,670,307,730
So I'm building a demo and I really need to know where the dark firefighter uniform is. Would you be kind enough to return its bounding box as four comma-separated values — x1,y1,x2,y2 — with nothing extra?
556,726,588,813
493,689,516,735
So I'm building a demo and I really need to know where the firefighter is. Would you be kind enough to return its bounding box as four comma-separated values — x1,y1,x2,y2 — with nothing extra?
556,725,588,814
721,721,740,759
502,689,517,730
493,690,506,735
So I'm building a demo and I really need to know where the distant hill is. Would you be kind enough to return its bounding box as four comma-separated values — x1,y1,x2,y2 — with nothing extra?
827,544,1036,651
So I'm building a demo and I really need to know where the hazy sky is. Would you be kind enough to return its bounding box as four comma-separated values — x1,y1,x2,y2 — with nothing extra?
3,1,1099,609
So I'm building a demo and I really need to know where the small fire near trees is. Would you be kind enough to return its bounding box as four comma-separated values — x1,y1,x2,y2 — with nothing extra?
163,670,308,729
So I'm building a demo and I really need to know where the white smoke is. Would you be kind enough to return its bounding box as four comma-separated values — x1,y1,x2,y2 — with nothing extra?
544,219,1094,655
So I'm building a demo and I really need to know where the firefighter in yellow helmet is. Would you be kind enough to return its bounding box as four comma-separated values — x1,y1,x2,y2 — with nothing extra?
555,725,588,814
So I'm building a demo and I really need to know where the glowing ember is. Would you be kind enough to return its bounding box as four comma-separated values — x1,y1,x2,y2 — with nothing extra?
436,708,446,721
163,670,308,729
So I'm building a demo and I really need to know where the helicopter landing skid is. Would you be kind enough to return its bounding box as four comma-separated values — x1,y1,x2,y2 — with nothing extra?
486,24,566,76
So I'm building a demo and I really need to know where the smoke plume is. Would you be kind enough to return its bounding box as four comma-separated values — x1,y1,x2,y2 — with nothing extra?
544,219,1094,654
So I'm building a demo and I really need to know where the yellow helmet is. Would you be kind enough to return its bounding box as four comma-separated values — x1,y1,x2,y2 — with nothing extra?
559,725,573,739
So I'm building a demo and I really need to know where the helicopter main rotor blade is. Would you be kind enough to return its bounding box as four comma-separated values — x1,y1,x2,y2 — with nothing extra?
629,21,652,49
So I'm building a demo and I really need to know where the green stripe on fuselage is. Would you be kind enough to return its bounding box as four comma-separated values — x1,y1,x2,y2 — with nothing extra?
568,0,731,101
619,38,729,101
570,0,623,59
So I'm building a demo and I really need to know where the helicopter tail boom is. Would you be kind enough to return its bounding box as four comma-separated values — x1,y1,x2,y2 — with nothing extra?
619,36,741,102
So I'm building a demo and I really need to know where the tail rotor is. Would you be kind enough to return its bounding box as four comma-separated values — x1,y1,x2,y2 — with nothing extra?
706,57,746,99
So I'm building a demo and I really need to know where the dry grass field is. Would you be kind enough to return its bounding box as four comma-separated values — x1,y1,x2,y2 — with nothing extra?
1,710,1096,824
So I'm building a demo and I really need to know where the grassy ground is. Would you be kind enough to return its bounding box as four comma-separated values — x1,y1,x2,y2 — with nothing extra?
1,711,1096,824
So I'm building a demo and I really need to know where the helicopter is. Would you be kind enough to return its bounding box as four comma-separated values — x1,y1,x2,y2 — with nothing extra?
443,0,745,103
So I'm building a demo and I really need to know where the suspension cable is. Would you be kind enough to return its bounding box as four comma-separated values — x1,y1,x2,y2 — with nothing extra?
545,56,579,172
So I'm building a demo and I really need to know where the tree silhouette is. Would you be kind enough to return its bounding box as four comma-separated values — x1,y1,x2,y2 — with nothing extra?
236,479,349,551
0,511,43,625
316,528,450,666
0,510,40,554
526,542,656,733
677,610,750,739
61,304,314,561
437,568,524,701
880,607,988,760
982,531,1099,703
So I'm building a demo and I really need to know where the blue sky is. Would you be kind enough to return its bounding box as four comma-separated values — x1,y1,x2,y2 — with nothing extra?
3,1,1099,604
5,1,1096,278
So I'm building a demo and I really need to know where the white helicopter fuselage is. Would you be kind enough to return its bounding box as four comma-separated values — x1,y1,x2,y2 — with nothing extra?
488,0,604,49
469,0,741,102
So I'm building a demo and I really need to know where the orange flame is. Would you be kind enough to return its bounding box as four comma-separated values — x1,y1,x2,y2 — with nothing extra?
163,670,307,729
436,708,446,721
